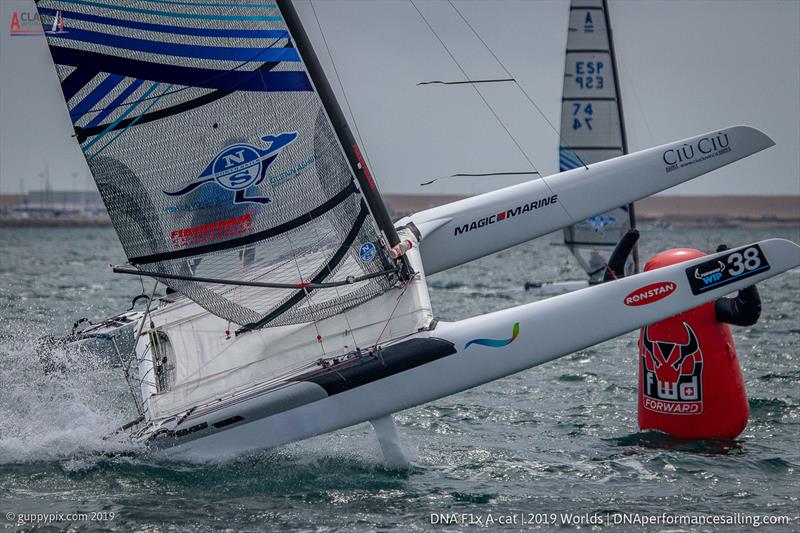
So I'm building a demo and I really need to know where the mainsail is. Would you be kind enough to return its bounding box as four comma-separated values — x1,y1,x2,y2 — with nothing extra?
560,0,637,281
37,0,401,330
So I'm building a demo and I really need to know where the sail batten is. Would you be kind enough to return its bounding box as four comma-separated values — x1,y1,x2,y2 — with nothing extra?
38,0,397,328
560,0,637,281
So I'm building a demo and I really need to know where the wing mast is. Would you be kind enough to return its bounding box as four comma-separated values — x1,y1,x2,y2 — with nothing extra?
602,0,638,271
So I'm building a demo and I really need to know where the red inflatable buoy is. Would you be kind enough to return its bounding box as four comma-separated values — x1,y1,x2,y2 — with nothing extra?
637,248,749,439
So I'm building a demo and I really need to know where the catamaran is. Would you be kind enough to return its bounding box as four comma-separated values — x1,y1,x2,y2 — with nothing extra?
37,0,800,460
527,0,637,292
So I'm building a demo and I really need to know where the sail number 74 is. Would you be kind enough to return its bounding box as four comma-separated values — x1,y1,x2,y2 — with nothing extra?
572,103,593,130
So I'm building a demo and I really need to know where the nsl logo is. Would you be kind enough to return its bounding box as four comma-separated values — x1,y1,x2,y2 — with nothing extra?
164,132,297,206
641,323,703,415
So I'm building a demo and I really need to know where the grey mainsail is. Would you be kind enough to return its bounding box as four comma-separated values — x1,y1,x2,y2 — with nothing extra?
37,0,399,329
560,0,637,281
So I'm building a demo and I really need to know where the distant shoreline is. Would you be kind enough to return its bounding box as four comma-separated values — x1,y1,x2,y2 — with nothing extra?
0,195,797,229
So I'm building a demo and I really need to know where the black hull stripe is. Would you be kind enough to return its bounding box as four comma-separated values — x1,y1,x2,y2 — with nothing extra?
239,200,369,331
161,337,456,445
131,181,357,264
293,338,457,395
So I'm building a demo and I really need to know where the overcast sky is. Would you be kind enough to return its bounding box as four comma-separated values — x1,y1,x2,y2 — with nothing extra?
1,0,798,196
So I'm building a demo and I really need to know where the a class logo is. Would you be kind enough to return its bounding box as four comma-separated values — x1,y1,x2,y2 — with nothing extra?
10,10,68,36
164,132,298,205
583,11,594,33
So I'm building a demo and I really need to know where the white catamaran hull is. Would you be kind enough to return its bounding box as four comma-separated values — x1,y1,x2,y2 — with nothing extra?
401,125,773,275
157,238,800,459
128,124,792,458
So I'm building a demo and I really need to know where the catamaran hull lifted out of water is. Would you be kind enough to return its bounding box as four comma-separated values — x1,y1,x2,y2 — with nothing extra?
151,237,799,459
35,0,799,459
136,125,797,458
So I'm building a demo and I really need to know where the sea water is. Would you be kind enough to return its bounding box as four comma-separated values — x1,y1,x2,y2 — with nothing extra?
1,226,798,531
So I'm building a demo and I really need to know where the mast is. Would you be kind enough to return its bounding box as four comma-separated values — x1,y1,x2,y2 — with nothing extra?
277,0,401,248
602,0,639,271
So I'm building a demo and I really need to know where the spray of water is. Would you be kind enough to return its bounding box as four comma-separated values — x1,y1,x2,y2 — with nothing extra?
0,326,141,463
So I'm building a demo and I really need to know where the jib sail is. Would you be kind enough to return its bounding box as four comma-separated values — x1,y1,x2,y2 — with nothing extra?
560,0,638,281
37,0,400,329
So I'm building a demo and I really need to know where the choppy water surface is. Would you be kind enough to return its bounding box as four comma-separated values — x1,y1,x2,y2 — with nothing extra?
1,226,798,531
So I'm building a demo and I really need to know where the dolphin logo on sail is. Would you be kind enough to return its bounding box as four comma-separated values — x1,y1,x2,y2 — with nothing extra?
464,322,520,349
164,131,298,205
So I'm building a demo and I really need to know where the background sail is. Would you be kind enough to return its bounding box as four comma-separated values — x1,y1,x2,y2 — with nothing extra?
560,0,637,281
37,0,395,328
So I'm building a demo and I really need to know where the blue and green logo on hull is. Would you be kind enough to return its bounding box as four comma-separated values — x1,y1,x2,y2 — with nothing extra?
464,322,520,349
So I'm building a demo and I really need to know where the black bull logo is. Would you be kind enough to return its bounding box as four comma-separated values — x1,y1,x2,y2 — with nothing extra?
641,322,703,412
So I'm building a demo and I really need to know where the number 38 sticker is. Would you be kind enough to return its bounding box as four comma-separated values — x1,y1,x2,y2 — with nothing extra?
686,244,770,295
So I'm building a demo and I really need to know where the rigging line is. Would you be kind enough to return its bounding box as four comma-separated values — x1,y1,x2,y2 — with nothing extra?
420,170,539,186
417,77,514,85
617,59,654,148
371,276,413,351
308,204,359,349
409,0,541,179
308,0,376,174
445,0,589,172
284,230,326,349
126,280,160,417
112,264,401,289
110,335,143,418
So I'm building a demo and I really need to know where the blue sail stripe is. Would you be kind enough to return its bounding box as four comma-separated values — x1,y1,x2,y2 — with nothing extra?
83,82,161,152
57,0,282,21
560,149,580,163
559,155,580,169
559,148,582,168
141,0,277,7
561,155,580,168
51,46,312,92
39,8,288,39
559,147,579,160
85,78,145,128
88,84,174,161
70,73,123,120
53,28,300,62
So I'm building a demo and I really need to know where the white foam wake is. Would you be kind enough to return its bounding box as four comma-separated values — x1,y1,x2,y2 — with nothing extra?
0,328,140,463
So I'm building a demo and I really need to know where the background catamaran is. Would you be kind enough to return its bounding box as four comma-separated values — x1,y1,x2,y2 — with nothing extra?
527,0,637,292
37,0,800,460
